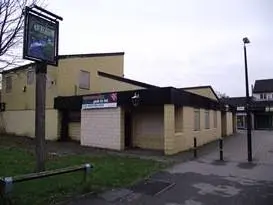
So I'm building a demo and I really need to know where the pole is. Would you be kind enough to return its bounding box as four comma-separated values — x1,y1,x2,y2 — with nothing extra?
35,62,47,171
219,138,223,161
244,44,252,162
193,137,197,158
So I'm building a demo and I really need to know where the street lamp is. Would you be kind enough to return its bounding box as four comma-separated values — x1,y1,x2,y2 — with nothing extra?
243,37,252,162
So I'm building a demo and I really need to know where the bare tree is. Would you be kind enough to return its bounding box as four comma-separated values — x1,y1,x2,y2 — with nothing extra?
0,0,40,69
216,91,229,99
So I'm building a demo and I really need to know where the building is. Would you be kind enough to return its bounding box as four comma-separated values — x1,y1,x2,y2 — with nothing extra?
224,78,273,130
0,52,138,139
0,52,236,155
55,86,235,155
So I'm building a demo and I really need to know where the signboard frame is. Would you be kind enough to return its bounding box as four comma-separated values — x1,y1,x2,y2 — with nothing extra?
23,7,59,66
82,93,118,110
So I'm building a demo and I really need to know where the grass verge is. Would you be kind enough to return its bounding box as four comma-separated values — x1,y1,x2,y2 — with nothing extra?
0,146,165,205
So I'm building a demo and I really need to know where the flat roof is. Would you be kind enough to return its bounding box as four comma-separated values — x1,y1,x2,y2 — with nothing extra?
54,87,224,111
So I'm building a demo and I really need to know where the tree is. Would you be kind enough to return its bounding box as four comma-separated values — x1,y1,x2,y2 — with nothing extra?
216,91,229,99
0,0,40,69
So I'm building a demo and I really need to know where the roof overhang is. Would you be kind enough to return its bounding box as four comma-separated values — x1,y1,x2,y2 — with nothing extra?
54,87,222,111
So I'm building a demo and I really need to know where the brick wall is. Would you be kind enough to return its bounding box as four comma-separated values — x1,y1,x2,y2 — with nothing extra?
170,107,222,155
69,122,81,141
81,107,124,150
164,105,175,155
132,106,164,150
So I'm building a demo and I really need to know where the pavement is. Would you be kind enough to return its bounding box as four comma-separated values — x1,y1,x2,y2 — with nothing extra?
65,131,273,205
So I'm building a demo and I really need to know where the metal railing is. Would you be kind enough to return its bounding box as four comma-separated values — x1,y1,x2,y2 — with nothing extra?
0,163,93,204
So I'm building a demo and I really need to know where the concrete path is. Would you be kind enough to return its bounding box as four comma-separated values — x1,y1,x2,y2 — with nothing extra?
66,131,273,205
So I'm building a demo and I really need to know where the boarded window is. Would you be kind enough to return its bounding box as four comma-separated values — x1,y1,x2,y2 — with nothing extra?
79,70,90,89
27,70,34,85
205,110,210,129
5,76,12,93
194,109,200,131
214,110,217,128
175,107,183,132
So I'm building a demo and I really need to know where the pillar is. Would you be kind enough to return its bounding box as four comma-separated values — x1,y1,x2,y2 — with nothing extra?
164,104,176,155
232,112,237,133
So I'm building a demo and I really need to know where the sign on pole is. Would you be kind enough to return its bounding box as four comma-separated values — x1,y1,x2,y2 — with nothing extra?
23,6,60,66
23,5,62,172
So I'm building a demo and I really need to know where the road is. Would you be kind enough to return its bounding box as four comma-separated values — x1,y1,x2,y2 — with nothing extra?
66,131,273,205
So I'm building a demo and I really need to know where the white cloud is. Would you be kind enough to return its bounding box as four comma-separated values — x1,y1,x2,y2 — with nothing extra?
46,0,273,96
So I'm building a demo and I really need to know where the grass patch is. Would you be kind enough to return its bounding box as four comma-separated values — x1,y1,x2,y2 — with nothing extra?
0,146,165,205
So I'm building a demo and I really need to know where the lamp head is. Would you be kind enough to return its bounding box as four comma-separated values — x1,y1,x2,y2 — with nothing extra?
243,37,250,44
131,92,140,107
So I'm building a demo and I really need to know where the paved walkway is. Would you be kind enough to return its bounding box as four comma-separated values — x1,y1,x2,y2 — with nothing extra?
66,131,273,205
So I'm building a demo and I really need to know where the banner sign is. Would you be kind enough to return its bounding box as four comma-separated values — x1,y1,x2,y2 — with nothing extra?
82,93,118,109
23,10,59,66
237,106,245,111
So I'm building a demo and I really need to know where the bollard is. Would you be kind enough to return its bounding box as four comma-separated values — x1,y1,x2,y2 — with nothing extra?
219,138,223,161
193,137,197,158
84,164,91,182
0,177,13,205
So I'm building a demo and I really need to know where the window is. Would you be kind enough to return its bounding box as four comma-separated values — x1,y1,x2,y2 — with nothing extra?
27,70,34,85
5,76,12,93
205,110,210,129
214,110,217,128
260,93,267,100
175,107,183,132
194,109,200,131
79,70,90,89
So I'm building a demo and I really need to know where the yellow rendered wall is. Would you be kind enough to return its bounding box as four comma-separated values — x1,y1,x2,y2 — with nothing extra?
0,109,60,140
2,66,58,110
184,88,218,101
68,122,81,141
2,55,124,111
226,112,234,136
132,106,164,150
173,107,222,154
96,76,145,93
56,55,124,96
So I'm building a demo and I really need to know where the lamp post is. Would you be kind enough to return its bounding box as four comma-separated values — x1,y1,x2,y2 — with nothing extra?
243,37,252,162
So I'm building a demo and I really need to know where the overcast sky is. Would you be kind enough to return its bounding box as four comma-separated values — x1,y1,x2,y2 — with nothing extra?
47,0,273,97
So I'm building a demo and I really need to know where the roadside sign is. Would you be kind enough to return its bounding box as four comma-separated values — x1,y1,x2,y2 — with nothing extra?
23,8,59,66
